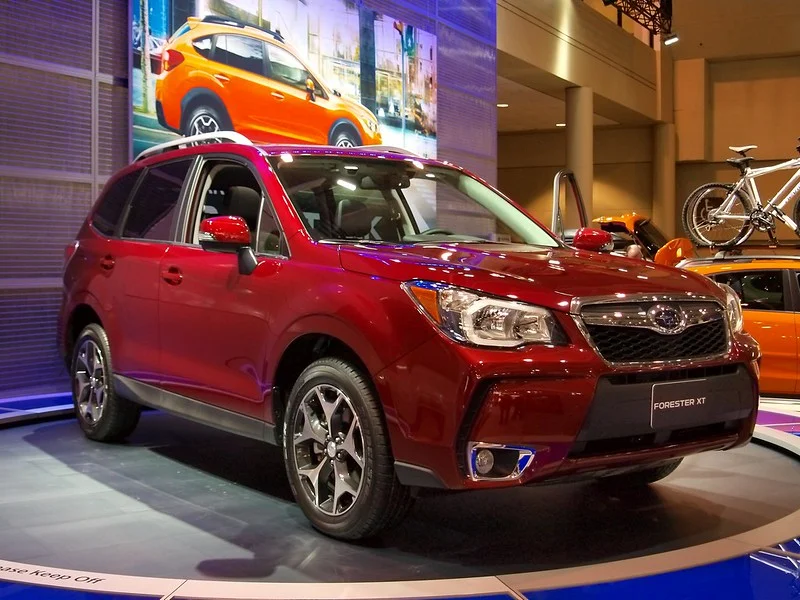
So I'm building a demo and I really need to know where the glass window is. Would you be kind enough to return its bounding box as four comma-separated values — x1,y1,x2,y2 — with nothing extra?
216,35,265,76
267,156,560,247
192,36,212,59
123,160,193,241
267,45,310,89
92,170,141,237
713,270,785,311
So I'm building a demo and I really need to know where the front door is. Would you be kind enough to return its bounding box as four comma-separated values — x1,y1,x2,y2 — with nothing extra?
157,157,285,419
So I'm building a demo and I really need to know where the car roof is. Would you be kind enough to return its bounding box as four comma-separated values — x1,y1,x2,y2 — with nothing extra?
681,254,800,274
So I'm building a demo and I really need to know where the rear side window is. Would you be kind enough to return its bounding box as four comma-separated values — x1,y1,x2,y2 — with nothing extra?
192,36,212,58
122,159,193,241
92,170,141,236
713,270,785,311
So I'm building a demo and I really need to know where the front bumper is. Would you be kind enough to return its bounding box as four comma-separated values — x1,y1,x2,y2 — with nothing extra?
378,331,760,491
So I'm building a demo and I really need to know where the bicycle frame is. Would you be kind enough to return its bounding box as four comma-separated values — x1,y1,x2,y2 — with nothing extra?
713,156,800,232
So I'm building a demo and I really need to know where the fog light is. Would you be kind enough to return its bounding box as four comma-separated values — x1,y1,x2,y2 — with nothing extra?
475,449,494,475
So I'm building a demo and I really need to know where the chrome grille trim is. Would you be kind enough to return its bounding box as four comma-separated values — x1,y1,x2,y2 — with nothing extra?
580,301,724,334
570,293,731,366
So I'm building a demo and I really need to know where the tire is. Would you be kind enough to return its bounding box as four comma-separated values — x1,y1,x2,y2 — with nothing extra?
792,199,800,237
681,183,754,247
70,324,141,442
596,458,683,489
183,103,232,137
330,124,362,148
282,357,413,540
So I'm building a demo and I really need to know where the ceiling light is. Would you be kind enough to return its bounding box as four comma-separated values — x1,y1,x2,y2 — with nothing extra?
556,123,566,127
663,33,679,46
336,179,357,191
497,103,509,108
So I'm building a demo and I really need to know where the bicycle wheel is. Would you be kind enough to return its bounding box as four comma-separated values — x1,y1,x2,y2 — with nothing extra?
791,199,800,237
681,183,754,247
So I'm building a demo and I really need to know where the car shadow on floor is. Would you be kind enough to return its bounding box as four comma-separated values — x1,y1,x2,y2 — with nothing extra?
19,411,773,582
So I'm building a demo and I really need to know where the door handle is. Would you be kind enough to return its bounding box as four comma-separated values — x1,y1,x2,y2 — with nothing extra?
99,255,115,271
213,73,230,82
271,92,285,100
161,265,183,286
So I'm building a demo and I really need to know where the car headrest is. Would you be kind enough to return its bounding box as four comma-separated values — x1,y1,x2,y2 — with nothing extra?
227,186,261,231
336,198,373,238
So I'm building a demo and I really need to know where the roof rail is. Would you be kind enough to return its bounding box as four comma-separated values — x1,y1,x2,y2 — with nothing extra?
359,145,420,157
134,131,253,162
200,14,285,42
679,254,800,266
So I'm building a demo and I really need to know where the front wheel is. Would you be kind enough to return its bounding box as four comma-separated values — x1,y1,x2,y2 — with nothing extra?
282,358,413,540
681,183,754,247
330,125,362,148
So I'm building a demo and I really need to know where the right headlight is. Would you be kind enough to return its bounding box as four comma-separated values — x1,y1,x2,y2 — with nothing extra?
716,282,744,334
403,281,567,348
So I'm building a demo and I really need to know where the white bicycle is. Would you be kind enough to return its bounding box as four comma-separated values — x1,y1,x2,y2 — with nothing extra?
681,142,800,247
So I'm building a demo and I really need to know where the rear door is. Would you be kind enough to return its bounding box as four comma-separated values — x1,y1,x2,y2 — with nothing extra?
712,269,796,397
112,158,195,383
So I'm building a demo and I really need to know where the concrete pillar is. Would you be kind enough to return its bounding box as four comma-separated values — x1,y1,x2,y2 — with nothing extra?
566,86,594,226
653,122,677,238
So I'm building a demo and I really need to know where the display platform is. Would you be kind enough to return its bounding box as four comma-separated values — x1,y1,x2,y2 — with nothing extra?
1,404,800,599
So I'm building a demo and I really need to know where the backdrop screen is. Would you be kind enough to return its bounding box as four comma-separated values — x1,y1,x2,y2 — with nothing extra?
131,0,437,159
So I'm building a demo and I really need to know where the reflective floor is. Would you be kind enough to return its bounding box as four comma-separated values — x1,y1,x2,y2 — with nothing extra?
2,412,800,583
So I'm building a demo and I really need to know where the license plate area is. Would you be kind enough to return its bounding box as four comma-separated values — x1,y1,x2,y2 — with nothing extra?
650,378,717,429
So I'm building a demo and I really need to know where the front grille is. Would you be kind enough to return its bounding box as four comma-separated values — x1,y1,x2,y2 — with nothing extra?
585,319,727,363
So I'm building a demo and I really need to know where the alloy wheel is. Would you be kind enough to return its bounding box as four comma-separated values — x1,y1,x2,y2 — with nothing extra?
190,114,220,135
291,384,365,516
74,339,106,425
335,138,355,148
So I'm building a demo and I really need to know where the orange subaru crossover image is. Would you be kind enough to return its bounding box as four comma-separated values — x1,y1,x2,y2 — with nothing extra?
155,15,382,147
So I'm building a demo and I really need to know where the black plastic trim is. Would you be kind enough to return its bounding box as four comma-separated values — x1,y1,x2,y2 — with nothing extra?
394,461,447,489
114,374,276,444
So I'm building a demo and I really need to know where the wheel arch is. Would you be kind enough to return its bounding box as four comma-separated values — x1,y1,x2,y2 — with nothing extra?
269,317,381,443
328,118,362,146
179,87,232,134
63,296,105,368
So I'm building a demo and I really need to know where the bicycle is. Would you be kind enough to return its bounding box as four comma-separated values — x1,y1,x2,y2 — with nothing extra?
681,140,800,247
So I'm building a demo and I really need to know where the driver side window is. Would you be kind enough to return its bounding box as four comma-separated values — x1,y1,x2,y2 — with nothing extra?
190,159,282,254
713,270,786,311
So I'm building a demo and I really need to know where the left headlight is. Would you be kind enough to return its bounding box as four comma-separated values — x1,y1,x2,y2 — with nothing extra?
716,282,744,334
403,281,566,348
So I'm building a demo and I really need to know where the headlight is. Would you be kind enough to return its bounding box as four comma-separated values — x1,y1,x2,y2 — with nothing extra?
403,281,566,348
716,282,743,333
359,113,379,133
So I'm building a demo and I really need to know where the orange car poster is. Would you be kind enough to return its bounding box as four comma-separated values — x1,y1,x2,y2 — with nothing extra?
131,0,438,159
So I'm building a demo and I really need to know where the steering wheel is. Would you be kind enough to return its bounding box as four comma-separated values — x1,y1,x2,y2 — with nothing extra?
419,227,456,236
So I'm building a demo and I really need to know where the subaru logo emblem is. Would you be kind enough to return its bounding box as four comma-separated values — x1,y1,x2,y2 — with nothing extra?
647,304,686,335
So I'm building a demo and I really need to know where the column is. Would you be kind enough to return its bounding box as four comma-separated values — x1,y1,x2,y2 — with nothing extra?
653,122,677,238
566,86,594,226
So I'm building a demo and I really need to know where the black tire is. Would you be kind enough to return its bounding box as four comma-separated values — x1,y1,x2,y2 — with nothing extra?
282,357,413,540
681,183,754,247
70,324,141,442
183,103,232,137
597,458,683,489
330,124,362,148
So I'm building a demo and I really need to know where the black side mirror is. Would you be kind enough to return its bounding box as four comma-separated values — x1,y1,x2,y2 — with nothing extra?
238,246,258,276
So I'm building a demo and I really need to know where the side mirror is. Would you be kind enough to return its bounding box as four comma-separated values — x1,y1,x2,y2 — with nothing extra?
199,216,251,250
572,227,615,253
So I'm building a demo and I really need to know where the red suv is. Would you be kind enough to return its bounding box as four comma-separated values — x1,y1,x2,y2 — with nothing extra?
59,133,760,540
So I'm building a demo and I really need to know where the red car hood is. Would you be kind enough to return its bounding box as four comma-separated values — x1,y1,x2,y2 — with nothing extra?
339,243,723,313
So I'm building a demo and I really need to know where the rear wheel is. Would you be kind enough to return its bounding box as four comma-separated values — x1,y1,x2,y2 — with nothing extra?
282,357,413,540
596,459,683,489
681,183,754,247
70,324,141,442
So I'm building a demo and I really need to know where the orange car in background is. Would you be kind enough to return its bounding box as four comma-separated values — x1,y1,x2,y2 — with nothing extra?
593,213,696,267
681,255,800,397
155,15,382,147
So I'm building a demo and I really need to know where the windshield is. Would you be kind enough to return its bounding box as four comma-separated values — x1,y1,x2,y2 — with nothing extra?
267,156,559,247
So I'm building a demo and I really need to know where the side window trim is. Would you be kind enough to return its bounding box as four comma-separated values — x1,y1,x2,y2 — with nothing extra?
90,168,144,238
179,153,290,258
117,156,198,243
